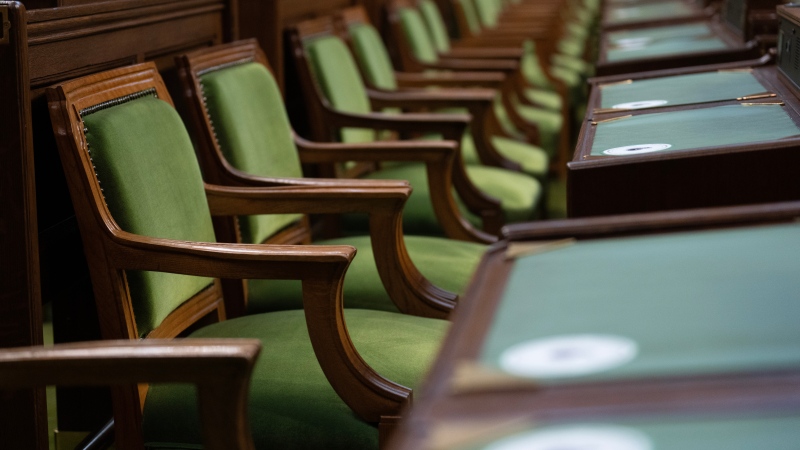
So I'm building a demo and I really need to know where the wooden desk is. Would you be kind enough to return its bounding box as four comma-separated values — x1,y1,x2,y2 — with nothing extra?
568,57,800,218
595,18,763,77
386,203,800,450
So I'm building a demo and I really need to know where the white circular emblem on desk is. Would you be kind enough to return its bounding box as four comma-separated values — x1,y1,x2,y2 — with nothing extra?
602,143,672,156
483,425,653,450
498,334,638,378
612,100,669,109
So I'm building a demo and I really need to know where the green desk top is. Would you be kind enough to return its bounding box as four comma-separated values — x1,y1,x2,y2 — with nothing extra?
606,1,699,25
590,104,799,156
479,223,800,384
600,71,767,109
606,36,728,62
608,23,714,43
460,413,800,450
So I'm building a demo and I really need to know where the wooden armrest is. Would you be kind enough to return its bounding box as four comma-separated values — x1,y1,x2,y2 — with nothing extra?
394,71,505,89
366,87,496,110
0,339,261,450
502,202,800,241
106,228,412,423
445,47,524,59
294,137,498,244
425,57,519,73
205,182,466,316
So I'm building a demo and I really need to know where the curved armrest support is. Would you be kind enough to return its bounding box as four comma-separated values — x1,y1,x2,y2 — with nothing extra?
295,137,498,244
366,87,496,110
0,339,261,450
205,183,461,317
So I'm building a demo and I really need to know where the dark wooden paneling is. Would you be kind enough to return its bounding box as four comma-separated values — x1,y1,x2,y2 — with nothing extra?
0,3,48,449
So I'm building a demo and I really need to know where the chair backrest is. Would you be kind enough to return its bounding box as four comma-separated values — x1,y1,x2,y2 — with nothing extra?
177,41,308,246
452,0,485,37
418,0,453,53
340,7,401,90
48,64,225,341
293,17,379,144
394,3,443,64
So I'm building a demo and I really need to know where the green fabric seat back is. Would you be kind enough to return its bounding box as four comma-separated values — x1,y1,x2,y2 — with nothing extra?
456,0,484,35
348,23,399,90
82,95,216,335
199,62,304,245
305,35,376,143
521,40,555,89
418,0,452,53
473,0,502,28
143,306,449,448
398,6,441,63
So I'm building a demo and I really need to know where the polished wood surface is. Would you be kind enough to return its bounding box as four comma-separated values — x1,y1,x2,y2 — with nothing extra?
0,339,261,450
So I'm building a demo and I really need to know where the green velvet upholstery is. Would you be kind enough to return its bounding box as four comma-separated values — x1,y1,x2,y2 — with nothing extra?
524,88,563,112
520,41,583,106
462,134,550,179
306,36,376,143
349,23,399,90
473,0,502,28
481,223,800,383
304,34,542,229
605,0,698,26
398,7,440,64
510,95,563,157
82,96,215,336
246,235,485,313
465,414,800,450
456,0,483,36
418,0,452,53
600,71,767,109
356,163,541,231
591,105,800,156
199,63,304,245
143,308,449,449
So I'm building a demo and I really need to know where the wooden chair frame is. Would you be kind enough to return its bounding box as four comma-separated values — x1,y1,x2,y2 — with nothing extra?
0,339,261,450
175,39,466,317
288,18,507,239
46,62,438,449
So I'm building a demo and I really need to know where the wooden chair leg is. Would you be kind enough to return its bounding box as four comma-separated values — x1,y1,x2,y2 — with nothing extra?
379,415,403,449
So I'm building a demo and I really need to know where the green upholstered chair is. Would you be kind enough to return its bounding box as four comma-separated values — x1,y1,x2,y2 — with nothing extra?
47,62,454,449
175,40,488,317
0,340,262,450
290,19,544,236
339,7,550,182
385,1,570,163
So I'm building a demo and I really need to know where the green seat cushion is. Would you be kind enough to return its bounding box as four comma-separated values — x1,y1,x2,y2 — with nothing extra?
551,53,594,77
82,95,215,335
523,88,563,112
143,309,449,449
591,105,800,156
347,162,540,234
424,126,550,179
605,0,699,26
511,99,563,157
246,235,485,313
599,71,767,109
480,223,800,383
200,62,304,245
462,135,549,179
